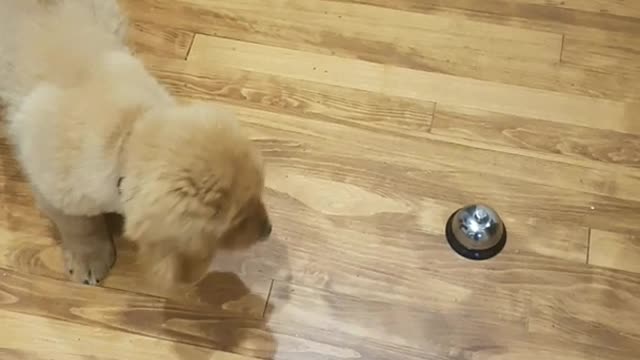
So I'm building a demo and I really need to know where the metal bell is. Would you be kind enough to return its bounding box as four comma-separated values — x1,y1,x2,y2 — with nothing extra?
445,204,507,260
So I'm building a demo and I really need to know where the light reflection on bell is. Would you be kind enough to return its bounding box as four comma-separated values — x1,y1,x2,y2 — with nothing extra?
445,204,507,260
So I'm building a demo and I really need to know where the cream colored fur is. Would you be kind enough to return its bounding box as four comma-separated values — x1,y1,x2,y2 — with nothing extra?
0,0,271,287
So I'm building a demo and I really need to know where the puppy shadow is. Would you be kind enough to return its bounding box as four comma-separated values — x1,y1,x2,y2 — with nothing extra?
104,212,125,239
104,213,279,360
164,271,278,360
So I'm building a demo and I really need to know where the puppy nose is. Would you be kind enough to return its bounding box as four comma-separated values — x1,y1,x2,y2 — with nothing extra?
262,222,272,238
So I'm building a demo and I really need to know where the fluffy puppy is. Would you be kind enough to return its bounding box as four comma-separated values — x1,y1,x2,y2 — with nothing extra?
0,0,271,287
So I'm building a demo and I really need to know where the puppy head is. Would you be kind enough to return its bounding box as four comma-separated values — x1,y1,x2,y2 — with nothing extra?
120,103,271,287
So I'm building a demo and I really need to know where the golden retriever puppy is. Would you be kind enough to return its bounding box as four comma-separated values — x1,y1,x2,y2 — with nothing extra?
0,0,271,287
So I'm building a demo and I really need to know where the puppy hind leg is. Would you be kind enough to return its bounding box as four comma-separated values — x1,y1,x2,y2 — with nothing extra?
34,191,116,286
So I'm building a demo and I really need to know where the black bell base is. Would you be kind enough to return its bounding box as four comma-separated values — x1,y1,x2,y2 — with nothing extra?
445,211,507,261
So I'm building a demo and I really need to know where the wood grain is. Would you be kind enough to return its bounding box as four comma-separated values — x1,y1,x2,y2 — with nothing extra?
0,268,269,359
142,56,434,136
262,274,640,359
508,0,640,19
431,103,640,167
187,35,640,134
530,291,640,358
121,0,564,65
320,1,640,102
135,59,640,236
0,309,261,360
213,186,591,308
0,268,442,360
329,0,640,35
121,0,639,102
143,57,640,202
140,56,640,193
127,22,194,59
589,230,640,273
2,0,640,359
562,34,640,79
123,0,640,101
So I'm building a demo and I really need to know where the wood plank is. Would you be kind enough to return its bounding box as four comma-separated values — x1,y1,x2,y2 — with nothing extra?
127,21,194,59
0,268,437,360
143,56,434,136
210,186,590,307
142,57,640,213
119,1,640,102
507,0,640,19
266,280,525,360
142,55,640,179
431,104,640,168
589,229,640,274
329,0,640,35
210,165,630,310
121,0,563,64
530,291,640,356
186,35,640,135
302,0,640,102
0,225,272,316
322,0,640,102
238,216,640,360
266,280,528,353
0,309,260,360
149,53,635,174
265,271,640,360
0,267,276,359
562,34,640,80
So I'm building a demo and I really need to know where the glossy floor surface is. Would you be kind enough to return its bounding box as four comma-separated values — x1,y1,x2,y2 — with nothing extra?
1,1,640,359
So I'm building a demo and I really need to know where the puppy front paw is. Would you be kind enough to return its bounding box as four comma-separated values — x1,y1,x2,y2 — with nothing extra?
64,240,116,286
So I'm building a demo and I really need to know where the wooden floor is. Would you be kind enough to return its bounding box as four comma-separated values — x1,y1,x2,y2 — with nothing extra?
2,0,640,359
